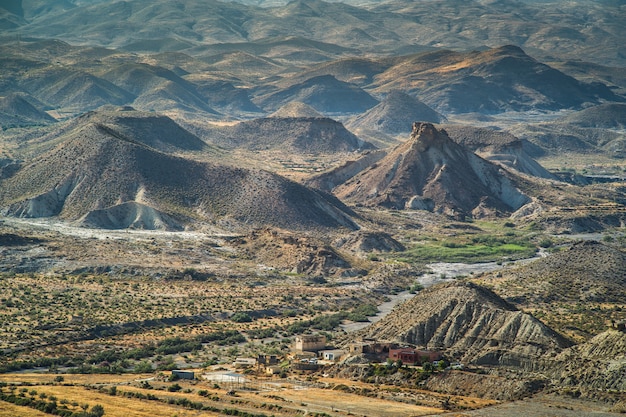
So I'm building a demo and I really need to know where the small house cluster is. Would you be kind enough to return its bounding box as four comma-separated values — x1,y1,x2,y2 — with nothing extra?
291,335,444,368
233,354,281,375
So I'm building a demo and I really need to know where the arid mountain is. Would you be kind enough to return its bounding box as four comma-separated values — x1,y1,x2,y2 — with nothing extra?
70,108,211,153
0,115,358,232
16,66,135,113
203,116,373,153
357,281,573,367
347,91,446,135
371,45,623,114
507,118,626,156
559,103,626,129
443,125,556,179
10,0,626,68
254,75,379,114
270,102,323,118
334,122,529,218
0,93,56,128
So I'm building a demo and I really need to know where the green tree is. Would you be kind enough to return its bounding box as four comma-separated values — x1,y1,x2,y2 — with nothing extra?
91,404,105,417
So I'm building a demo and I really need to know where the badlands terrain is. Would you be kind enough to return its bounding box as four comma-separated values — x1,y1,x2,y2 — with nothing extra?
1,0,626,416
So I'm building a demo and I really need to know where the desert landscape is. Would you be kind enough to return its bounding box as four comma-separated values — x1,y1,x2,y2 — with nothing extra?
0,0,625,416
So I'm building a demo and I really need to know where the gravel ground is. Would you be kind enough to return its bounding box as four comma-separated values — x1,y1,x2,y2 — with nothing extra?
430,394,622,417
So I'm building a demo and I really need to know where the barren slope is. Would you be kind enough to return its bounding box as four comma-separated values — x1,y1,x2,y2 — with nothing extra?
357,281,572,367
0,118,358,232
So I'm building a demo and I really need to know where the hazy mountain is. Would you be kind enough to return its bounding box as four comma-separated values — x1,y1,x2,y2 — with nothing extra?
334,122,529,218
255,74,378,114
8,0,626,69
559,103,626,129
203,116,373,154
371,45,623,114
0,93,56,129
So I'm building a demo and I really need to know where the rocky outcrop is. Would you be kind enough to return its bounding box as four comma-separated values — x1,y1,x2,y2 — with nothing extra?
334,122,529,219
358,281,572,368
333,230,405,254
234,228,354,276
551,330,626,393
76,201,184,231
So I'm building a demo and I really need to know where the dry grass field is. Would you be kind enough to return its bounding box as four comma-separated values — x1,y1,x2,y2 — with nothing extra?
0,373,480,417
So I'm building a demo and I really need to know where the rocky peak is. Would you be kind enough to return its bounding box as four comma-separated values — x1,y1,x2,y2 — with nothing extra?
334,122,529,218
408,122,443,150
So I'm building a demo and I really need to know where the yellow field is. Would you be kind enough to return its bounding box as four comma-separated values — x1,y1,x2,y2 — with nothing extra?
11,385,219,417
0,374,458,417
0,402,49,417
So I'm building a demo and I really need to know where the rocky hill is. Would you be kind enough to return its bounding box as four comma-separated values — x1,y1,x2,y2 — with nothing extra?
334,122,529,218
0,93,55,129
16,66,135,113
69,108,211,153
559,103,626,129
204,116,374,154
552,329,626,393
0,117,359,232
254,74,379,114
357,281,572,368
347,91,446,135
443,125,555,179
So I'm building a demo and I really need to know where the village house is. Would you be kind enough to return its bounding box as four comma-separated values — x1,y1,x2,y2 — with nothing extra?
320,349,345,362
389,348,442,365
294,334,327,353
233,357,257,368
171,370,195,380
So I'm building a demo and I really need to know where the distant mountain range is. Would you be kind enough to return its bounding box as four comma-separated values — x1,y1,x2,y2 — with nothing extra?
5,0,626,67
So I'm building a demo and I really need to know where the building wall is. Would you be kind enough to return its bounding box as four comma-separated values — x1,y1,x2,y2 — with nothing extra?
295,335,326,352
